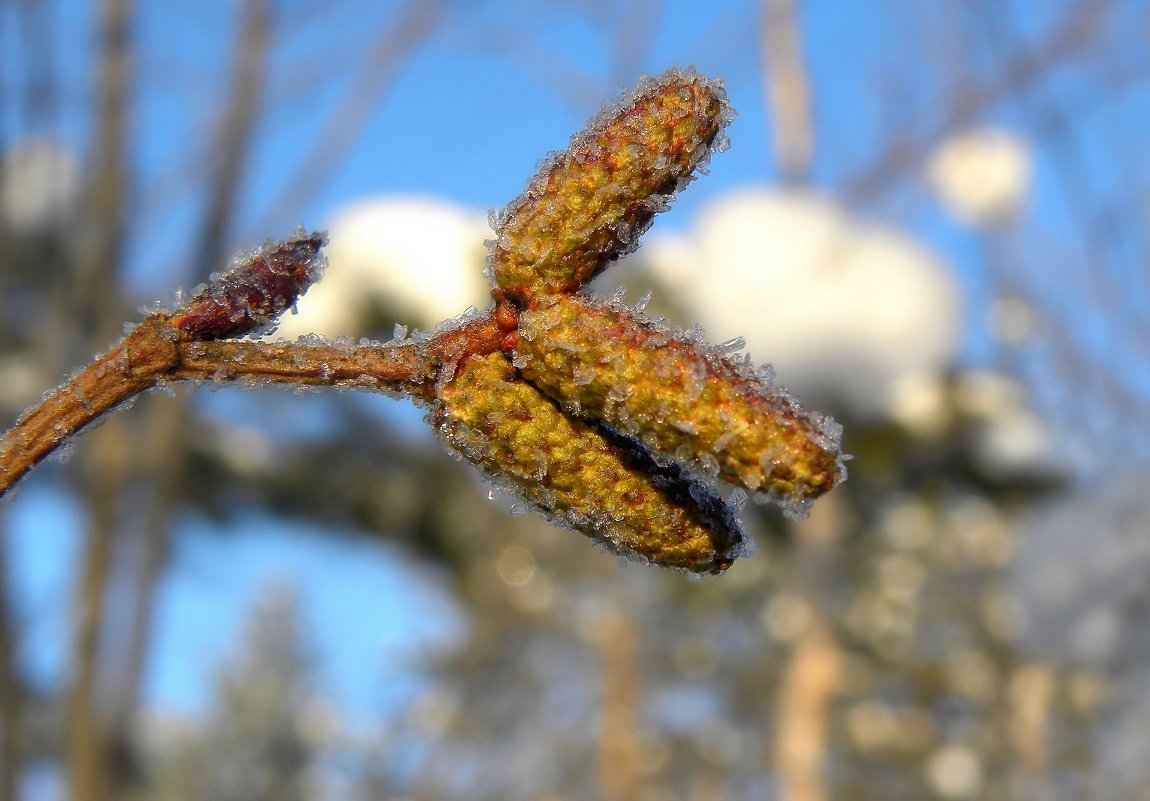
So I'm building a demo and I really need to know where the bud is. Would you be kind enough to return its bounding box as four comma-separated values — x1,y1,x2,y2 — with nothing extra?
172,230,326,339
431,352,745,573
514,295,844,503
490,69,732,301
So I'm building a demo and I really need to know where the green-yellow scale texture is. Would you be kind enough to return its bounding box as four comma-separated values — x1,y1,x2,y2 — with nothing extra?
515,295,841,500
490,71,727,301
432,353,743,573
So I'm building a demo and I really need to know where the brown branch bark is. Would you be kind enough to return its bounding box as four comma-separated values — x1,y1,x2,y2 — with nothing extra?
0,319,178,495
72,0,135,341
774,621,839,801
0,512,22,801
597,609,642,801
0,311,508,500
760,0,814,183
68,459,122,801
1009,663,1054,777
196,0,271,273
773,495,843,801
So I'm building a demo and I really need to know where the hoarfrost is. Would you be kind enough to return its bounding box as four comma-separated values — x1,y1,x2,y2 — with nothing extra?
755,363,777,384
47,440,75,464
696,451,720,476
572,366,596,386
436,359,458,388
807,412,844,452
780,496,812,522
729,487,748,509
684,360,707,402
70,384,93,412
712,430,737,453
717,336,746,355
606,382,633,403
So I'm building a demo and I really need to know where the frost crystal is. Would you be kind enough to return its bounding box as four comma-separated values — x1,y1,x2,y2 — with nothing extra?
717,336,746,355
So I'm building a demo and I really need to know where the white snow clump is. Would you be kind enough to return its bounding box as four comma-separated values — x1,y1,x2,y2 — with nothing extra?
274,196,491,340
644,187,962,413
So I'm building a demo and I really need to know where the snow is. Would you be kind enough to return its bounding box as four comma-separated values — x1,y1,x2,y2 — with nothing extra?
927,127,1032,226
644,187,962,412
273,197,491,340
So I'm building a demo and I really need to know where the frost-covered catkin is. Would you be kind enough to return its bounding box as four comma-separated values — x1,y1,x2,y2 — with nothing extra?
431,353,745,573
490,69,731,301
514,295,845,502
172,230,326,339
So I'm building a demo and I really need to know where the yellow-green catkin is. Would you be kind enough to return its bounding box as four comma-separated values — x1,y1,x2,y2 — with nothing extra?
514,295,845,509
431,352,745,573
489,68,732,302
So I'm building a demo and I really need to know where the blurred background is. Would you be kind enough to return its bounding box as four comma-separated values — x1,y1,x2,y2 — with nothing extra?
2,0,1149,799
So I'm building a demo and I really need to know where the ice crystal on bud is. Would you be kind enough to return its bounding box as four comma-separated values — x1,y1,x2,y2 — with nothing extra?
489,68,731,301
430,353,745,573
171,230,327,339
717,337,746,355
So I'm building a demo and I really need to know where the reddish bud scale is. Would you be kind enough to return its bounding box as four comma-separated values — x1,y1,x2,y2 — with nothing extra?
431,352,745,573
489,68,731,301
515,295,845,502
172,231,326,339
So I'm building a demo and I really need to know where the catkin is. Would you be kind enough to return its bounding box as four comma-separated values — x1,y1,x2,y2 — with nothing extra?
489,68,731,301
514,295,844,503
431,353,745,573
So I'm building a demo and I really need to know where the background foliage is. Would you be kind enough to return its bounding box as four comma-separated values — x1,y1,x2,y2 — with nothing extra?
2,1,1149,799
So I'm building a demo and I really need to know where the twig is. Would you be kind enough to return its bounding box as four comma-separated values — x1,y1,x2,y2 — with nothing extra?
0,309,509,499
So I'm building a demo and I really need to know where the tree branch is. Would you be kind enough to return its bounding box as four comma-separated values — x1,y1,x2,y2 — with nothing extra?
0,310,508,500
